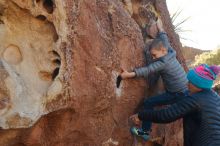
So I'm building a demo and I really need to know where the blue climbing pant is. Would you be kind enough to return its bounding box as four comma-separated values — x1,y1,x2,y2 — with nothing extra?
142,90,189,132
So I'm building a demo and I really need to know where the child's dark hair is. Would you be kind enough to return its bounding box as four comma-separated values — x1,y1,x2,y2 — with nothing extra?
149,38,167,51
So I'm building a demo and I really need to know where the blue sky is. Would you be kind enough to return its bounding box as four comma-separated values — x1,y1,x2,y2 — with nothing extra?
167,0,220,50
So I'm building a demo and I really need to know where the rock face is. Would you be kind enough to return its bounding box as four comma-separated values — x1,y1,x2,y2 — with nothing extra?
0,0,185,145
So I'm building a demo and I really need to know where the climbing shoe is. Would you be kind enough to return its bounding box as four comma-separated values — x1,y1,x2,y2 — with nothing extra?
130,126,150,141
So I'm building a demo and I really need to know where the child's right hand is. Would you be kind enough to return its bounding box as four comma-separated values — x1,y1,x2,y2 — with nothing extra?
120,70,136,79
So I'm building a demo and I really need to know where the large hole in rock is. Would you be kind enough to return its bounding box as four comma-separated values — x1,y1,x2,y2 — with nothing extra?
52,67,60,80
51,50,61,80
51,50,60,57
53,59,61,66
39,50,61,81
116,75,122,88
43,0,54,14
48,50,61,80
36,15,47,21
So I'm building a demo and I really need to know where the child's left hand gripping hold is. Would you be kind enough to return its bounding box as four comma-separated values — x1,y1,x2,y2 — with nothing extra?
120,69,136,79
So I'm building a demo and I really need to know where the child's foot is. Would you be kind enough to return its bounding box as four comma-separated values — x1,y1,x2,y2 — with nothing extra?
130,126,150,141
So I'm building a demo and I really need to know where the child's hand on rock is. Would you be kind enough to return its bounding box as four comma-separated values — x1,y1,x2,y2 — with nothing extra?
120,70,130,79
120,70,136,79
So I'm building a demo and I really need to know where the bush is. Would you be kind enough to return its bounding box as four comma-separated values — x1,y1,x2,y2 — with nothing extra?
193,49,220,66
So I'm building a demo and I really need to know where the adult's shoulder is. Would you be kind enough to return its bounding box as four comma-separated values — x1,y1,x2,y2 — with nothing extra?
190,89,217,100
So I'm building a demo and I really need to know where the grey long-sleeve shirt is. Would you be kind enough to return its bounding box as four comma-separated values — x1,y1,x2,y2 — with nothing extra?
134,32,188,93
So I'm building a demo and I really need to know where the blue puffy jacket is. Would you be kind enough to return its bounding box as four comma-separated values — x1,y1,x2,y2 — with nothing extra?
134,32,188,93
138,89,220,146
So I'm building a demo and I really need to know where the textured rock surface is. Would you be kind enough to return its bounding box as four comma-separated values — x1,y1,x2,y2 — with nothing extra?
0,0,185,145
0,0,65,129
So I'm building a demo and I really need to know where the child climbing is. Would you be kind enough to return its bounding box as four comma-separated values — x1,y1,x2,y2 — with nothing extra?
120,18,188,141
130,64,220,146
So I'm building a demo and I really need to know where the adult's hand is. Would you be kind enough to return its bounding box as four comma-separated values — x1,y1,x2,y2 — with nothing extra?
130,114,141,126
